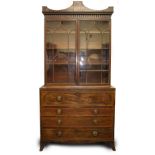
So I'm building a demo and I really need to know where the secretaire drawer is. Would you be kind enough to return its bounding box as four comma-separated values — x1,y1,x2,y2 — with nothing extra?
41,116,113,127
40,91,115,106
41,128,113,142
41,107,114,116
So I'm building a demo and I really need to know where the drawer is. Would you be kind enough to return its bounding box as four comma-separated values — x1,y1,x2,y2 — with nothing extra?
41,116,113,127
41,107,114,116
41,128,113,142
40,91,114,107
80,92,114,105
41,92,78,106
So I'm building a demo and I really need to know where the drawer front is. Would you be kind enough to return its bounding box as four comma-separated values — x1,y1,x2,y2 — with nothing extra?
80,92,114,105
41,107,114,116
41,128,113,142
41,116,113,127
40,91,114,107
41,92,78,105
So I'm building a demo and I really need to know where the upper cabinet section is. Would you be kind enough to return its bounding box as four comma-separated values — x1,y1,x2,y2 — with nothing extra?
43,1,113,85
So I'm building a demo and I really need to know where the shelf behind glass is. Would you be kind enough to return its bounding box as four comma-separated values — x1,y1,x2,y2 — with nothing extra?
47,64,75,83
80,70,109,84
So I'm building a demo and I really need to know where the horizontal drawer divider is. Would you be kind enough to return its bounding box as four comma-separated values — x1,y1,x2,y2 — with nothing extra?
41,115,113,117
42,106,113,108
42,105,113,107
41,127,113,129
44,139,113,142
42,126,113,128
41,115,113,119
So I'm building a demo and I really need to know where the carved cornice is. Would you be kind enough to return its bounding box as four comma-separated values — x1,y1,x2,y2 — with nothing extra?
42,1,113,15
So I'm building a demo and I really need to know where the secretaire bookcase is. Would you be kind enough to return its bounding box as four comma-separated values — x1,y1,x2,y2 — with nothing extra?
40,1,116,151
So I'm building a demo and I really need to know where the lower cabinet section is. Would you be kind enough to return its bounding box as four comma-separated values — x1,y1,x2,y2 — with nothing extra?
40,86,115,151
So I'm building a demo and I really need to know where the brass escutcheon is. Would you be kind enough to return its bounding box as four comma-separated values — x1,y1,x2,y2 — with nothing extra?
57,131,62,136
56,96,62,102
93,119,98,124
92,130,98,136
57,108,62,114
93,109,98,114
57,119,62,125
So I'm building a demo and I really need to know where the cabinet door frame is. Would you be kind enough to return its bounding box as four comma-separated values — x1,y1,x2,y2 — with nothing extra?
44,18,78,85
77,19,111,86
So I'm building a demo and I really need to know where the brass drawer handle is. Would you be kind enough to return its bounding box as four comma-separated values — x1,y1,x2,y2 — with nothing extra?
56,108,62,114
56,96,62,102
92,130,98,136
93,109,98,114
93,119,98,124
57,119,62,125
57,131,62,137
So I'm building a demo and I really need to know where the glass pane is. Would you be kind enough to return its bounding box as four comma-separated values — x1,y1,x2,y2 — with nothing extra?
45,21,76,83
79,21,110,84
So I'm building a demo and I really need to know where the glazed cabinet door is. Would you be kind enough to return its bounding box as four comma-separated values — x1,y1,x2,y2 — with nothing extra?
45,21,76,84
79,21,111,85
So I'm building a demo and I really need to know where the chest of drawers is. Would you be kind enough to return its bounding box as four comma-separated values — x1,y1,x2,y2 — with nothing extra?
40,86,115,150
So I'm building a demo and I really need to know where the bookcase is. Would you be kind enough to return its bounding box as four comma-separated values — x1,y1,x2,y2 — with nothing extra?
40,1,116,151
